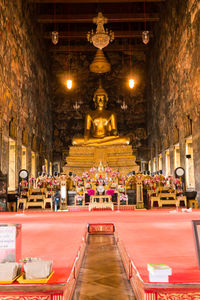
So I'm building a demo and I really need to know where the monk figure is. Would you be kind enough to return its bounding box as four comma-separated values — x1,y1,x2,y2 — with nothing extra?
72,81,130,146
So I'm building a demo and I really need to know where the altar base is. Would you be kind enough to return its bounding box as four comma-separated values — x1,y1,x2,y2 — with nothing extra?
63,145,139,176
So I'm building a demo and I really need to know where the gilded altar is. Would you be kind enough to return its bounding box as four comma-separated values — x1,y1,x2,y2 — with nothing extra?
63,144,139,176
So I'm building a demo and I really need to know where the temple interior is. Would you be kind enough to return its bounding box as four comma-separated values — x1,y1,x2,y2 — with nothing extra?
0,0,200,298
1,0,199,199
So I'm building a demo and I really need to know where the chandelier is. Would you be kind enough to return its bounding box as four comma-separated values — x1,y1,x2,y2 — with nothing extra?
121,100,128,111
87,12,114,50
73,101,80,111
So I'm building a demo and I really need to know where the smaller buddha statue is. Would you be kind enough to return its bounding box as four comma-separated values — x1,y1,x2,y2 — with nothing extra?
72,81,130,146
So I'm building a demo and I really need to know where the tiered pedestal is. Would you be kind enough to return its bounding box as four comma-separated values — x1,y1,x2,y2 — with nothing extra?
63,144,139,176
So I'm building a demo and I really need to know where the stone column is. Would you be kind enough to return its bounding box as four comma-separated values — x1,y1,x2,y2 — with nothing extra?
169,146,174,176
192,119,200,204
162,150,166,176
179,128,186,171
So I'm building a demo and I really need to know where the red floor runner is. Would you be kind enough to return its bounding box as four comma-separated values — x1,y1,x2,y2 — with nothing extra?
0,209,200,285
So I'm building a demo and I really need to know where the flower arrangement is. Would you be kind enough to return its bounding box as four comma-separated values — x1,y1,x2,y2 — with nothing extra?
74,176,81,183
87,189,95,196
37,180,43,187
90,167,97,173
111,180,117,188
29,177,35,184
105,167,112,173
106,189,115,196
120,194,128,203
143,178,151,186
112,171,120,178
118,185,125,193
54,180,60,186
82,172,89,178
121,175,127,181
20,179,28,187
76,195,84,205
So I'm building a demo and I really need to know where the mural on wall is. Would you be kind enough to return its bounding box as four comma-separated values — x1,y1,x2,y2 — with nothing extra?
0,1,53,175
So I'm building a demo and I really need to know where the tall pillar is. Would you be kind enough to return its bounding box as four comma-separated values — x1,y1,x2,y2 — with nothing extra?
179,129,186,171
169,146,174,176
192,119,200,204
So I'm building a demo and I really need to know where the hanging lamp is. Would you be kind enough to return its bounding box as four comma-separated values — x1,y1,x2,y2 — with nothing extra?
66,23,72,90
52,2,59,45
142,0,150,44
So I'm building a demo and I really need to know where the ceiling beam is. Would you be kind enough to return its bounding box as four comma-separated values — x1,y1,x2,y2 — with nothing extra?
44,30,153,39
29,0,164,3
37,13,159,23
49,44,147,52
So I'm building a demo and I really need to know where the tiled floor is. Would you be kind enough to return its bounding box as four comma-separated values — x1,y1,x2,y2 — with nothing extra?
72,234,135,300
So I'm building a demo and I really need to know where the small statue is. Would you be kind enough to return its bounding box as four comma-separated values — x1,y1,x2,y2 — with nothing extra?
72,81,130,146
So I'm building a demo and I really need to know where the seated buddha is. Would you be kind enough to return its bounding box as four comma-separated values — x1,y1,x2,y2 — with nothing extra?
72,81,130,146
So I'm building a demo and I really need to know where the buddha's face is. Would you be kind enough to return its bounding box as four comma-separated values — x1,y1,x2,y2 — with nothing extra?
96,95,105,108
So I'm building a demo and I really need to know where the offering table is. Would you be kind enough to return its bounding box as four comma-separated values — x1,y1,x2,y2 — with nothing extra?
89,195,113,211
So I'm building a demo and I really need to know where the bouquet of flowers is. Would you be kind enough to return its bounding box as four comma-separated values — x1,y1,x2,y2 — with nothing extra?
106,189,115,196
76,195,84,205
54,180,60,187
29,177,35,184
105,167,112,173
120,194,128,204
118,185,125,193
20,179,28,187
87,189,95,196
143,178,151,186
112,171,120,178
73,176,81,183
37,180,43,188
152,175,160,183
121,175,127,181
82,172,89,178
90,167,97,173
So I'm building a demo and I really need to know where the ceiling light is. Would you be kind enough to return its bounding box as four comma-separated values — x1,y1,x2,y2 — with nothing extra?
52,31,59,45
66,79,72,90
142,30,150,45
87,12,114,50
129,78,135,89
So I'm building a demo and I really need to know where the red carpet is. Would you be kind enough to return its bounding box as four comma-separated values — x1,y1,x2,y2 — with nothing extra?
0,209,200,285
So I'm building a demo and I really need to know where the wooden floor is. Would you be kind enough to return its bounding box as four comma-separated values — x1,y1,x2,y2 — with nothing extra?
72,234,135,300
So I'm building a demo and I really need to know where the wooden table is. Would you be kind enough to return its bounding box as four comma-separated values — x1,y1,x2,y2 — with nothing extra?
26,194,44,209
89,195,114,211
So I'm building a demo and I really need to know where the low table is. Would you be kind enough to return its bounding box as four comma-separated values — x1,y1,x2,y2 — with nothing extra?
89,202,114,211
89,195,113,211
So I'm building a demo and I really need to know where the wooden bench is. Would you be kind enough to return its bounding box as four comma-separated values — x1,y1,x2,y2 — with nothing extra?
150,194,187,208
26,189,45,209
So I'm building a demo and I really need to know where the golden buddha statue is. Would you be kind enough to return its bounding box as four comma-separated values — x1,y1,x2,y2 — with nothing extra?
72,81,130,146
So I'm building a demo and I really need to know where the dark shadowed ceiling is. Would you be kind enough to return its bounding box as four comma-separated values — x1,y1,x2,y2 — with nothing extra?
28,0,165,165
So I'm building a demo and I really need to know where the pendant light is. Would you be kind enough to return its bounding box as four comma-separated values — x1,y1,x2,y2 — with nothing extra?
142,0,149,44
66,23,72,90
52,2,59,45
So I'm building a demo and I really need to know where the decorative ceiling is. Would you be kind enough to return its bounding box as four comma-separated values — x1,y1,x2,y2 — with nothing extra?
28,0,165,163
